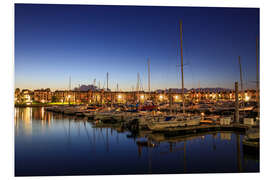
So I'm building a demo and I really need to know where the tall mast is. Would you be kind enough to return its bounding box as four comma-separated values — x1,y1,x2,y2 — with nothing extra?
238,56,243,100
148,58,150,93
69,75,71,90
180,20,185,114
235,82,239,123
93,78,96,87
256,36,260,114
137,73,140,92
106,72,109,91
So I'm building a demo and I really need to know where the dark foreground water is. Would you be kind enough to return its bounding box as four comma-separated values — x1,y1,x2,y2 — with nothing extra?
15,107,259,176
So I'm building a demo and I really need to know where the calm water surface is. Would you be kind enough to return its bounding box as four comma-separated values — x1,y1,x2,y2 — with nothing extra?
15,107,259,176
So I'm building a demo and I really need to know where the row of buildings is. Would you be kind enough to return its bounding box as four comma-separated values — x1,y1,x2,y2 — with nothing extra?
14,88,258,105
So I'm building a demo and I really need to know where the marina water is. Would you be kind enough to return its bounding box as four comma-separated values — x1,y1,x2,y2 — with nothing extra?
15,107,259,176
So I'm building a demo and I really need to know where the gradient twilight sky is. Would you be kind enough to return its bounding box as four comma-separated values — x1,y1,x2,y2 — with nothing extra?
15,4,259,91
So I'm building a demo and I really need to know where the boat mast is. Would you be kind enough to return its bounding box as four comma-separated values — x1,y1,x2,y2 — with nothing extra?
137,72,140,103
93,78,96,87
148,58,150,93
69,75,71,91
238,56,243,102
106,72,109,91
180,20,185,114
256,36,260,115
137,73,140,92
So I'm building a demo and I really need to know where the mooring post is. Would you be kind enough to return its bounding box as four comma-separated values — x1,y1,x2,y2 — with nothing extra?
235,82,239,123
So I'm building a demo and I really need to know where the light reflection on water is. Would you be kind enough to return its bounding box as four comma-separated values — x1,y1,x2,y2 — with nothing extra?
15,107,259,176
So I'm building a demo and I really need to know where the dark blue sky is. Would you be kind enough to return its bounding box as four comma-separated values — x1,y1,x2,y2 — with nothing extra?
15,4,259,91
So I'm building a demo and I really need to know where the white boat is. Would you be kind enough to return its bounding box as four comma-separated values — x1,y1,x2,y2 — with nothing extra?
147,115,201,131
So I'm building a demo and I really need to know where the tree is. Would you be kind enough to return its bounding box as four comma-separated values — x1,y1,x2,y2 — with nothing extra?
15,88,20,94
51,95,58,102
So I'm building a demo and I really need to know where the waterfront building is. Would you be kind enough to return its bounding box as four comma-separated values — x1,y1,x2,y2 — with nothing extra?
14,88,258,105
34,88,52,103
16,89,33,104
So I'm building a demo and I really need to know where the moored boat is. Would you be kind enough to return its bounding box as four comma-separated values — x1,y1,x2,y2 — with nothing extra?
242,128,259,149
147,115,201,131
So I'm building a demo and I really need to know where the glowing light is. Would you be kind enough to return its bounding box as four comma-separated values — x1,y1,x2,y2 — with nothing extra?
25,95,31,102
68,95,71,98
41,99,45,103
245,96,250,102
201,112,205,116
140,95,144,99
118,94,122,99
159,95,163,100
174,95,179,99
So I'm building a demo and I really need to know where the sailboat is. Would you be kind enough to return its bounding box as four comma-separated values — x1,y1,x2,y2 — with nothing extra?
147,20,201,131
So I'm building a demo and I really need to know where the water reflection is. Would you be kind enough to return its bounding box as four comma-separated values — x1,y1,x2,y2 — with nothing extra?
220,132,231,141
15,107,259,176
15,107,32,135
133,130,258,173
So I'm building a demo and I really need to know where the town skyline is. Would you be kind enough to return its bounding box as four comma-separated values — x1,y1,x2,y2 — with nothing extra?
15,84,250,92
15,4,259,91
